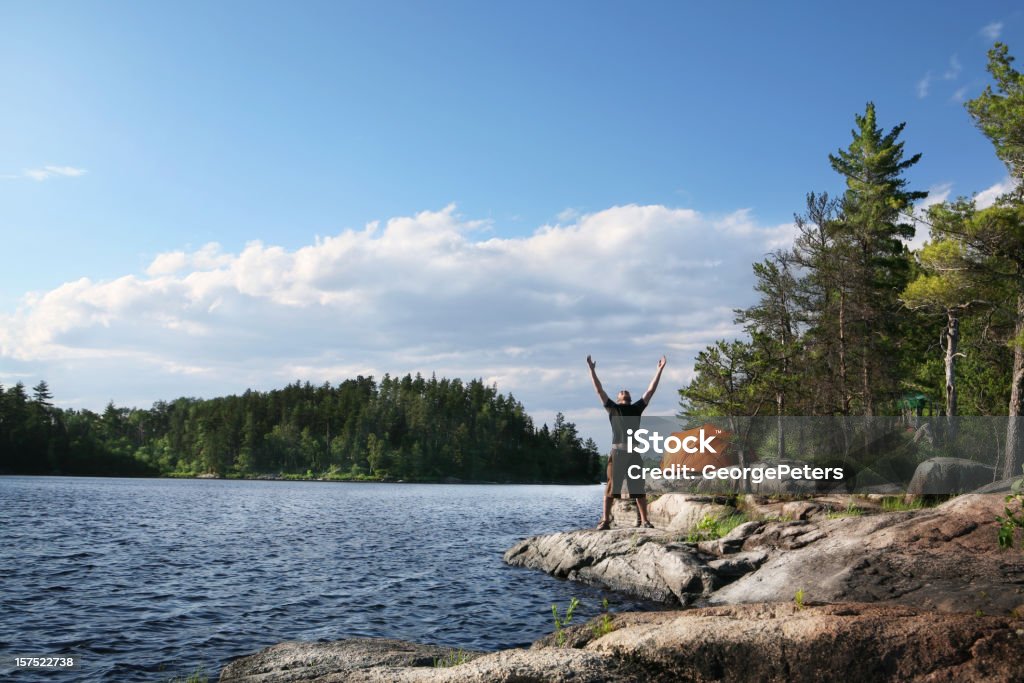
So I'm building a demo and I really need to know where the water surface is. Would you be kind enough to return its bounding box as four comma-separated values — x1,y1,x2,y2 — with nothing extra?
0,477,657,681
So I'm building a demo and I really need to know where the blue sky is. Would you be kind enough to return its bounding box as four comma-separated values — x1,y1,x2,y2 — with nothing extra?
1,2,1021,445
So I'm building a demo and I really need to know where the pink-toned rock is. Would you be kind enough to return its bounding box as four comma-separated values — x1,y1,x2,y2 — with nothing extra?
220,603,1024,682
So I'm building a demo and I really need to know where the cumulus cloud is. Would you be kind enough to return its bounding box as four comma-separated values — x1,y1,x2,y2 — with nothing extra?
0,203,795,444
975,177,1018,208
980,22,1003,41
145,243,233,276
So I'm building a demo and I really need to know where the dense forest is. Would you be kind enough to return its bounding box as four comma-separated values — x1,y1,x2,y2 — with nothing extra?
0,374,600,482
680,43,1024,480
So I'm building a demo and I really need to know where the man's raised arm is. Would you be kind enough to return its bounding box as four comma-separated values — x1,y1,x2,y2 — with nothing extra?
641,356,667,405
586,355,610,405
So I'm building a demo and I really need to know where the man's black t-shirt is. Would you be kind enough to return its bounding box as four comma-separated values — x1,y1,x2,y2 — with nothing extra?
605,398,647,445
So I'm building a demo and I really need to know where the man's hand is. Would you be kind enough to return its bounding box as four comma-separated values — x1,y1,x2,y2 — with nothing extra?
643,355,667,404
587,355,608,404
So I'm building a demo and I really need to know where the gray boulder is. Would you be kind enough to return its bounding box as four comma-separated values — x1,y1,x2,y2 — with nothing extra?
503,528,718,604
906,457,995,494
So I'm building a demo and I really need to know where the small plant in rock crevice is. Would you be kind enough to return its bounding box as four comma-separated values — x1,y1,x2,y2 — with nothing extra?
552,597,580,647
433,649,469,668
685,512,749,542
591,598,616,639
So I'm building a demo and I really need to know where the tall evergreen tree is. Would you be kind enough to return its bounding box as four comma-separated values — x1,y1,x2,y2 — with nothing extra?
790,192,854,414
736,252,802,457
828,102,926,415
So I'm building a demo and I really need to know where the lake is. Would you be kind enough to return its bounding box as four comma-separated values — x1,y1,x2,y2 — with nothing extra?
0,477,657,682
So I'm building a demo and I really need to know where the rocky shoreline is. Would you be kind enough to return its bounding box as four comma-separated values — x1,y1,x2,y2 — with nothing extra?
505,493,1024,614
219,493,1024,682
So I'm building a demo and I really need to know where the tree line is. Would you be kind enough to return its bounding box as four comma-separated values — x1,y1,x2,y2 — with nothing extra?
0,375,600,482
680,42,1024,480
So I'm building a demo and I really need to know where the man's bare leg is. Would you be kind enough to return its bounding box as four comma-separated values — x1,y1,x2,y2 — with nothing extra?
598,496,613,527
637,497,651,526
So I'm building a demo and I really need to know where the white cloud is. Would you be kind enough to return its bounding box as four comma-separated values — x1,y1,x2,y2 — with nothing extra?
975,177,1018,208
943,55,962,80
980,22,1003,41
900,179,1020,253
145,243,234,276
916,72,932,99
0,203,797,445
146,251,189,276
906,182,953,251
44,165,86,177
6,165,88,181
951,86,969,103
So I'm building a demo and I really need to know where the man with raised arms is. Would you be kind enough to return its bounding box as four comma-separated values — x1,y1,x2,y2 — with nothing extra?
587,354,666,530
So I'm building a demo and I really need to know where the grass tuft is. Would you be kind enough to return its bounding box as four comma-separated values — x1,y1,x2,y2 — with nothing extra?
552,597,580,647
826,502,864,519
591,598,616,639
433,649,470,668
685,512,749,542
880,497,925,512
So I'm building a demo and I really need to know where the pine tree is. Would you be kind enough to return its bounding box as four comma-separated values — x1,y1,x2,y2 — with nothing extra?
736,252,802,457
828,102,926,415
902,237,992,419
790,192,854,414
926,200,1024,476
32,381,53,406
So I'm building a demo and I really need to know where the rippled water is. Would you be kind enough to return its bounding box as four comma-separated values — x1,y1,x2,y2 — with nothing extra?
0,477,657,682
